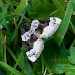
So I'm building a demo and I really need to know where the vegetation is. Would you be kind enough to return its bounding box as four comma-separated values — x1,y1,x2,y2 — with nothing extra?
0,0,75,75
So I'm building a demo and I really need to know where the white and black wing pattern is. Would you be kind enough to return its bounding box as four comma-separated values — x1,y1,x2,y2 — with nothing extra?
26,38,44,62
40,17,62,38
21,17,62,62
21,20,39,42
21,32,31,41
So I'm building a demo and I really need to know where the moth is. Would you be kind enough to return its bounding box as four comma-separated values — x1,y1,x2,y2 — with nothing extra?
21,17,62,62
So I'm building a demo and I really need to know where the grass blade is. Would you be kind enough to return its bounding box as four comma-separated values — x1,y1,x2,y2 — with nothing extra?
0,61,22,75
0,0,4,8
0,28,3,61
0,3,10,21
3,35,7,63
52,0,64,17
54,0,73,46
14,0,28,15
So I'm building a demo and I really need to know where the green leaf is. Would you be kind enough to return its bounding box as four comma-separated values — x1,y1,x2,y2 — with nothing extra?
10,0,19,6
71,0,75,8
2,18,11,31
0,28,3,61
59,44,69,59
0,61,22,75
5,14,18,21
68,47,75,64
52,64,65,74
28,0,57,19
0,3,10,21
66,70,75,75
0,0,4,8
52,64,75,74
0,4,10,60
14,0,28,15
7,30,16,45
14,49,24,69
54,0,73,46
52,0,64,17
18,8,26,28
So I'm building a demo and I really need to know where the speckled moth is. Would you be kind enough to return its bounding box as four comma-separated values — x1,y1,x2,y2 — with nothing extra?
21,17,62,62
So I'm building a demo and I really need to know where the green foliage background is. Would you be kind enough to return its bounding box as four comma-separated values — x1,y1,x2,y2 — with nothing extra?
0,0,75,75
